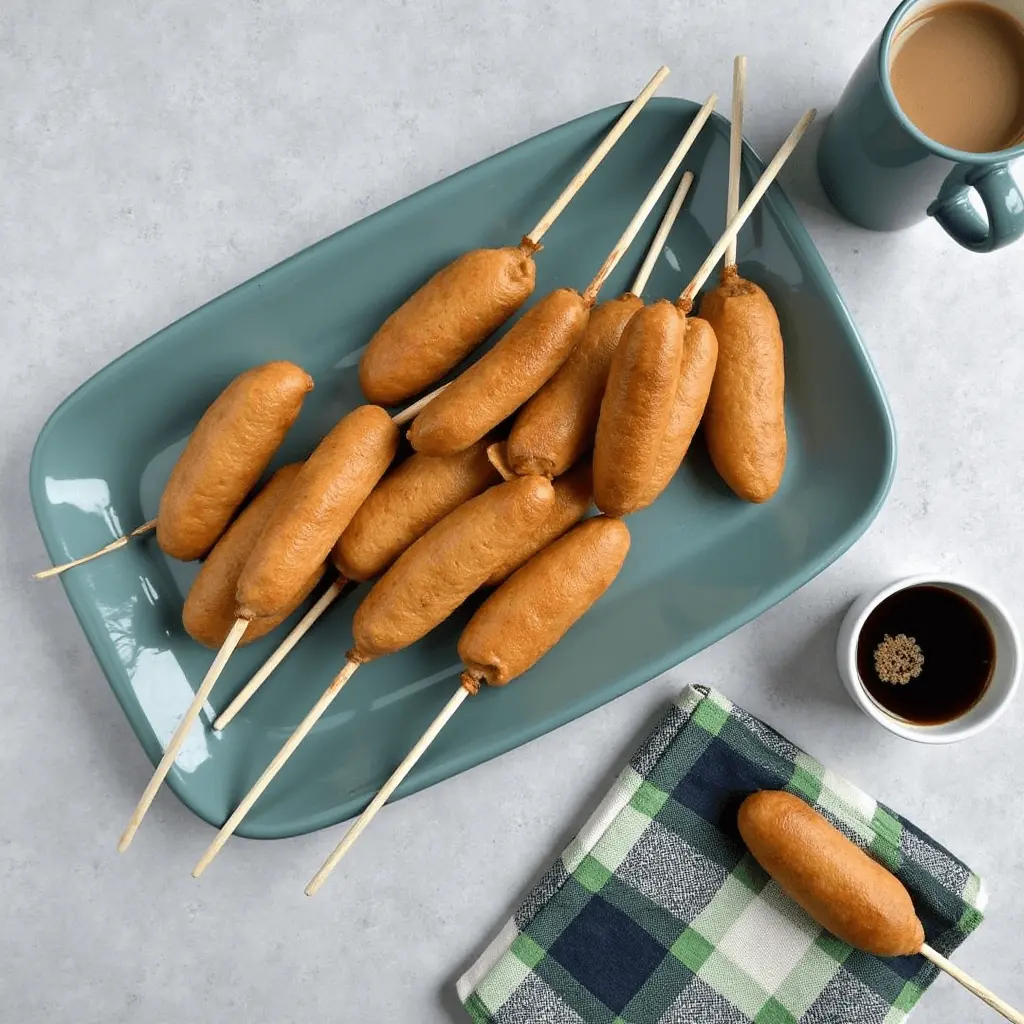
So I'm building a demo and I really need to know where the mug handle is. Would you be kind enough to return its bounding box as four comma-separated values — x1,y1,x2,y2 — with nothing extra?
928,163,1024,253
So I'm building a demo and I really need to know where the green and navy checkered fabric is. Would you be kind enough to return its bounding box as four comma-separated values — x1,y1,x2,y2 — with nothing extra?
457,686,985,1024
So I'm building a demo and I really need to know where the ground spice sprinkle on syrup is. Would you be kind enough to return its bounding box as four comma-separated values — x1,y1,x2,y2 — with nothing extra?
873,633,924,685
856,584,996,724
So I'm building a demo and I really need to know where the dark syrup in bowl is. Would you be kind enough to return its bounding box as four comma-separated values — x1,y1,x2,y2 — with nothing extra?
856,584,995,725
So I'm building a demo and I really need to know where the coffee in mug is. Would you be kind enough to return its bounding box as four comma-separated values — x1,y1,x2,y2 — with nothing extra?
889,0,1024,153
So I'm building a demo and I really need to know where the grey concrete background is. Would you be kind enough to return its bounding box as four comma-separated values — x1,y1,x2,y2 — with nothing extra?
3,1,1022,1021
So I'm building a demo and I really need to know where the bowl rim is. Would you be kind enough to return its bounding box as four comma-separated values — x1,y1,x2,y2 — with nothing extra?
837,573,1021,744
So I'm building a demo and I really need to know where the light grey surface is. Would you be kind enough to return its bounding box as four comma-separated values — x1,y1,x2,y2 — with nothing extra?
2,1,1022,1021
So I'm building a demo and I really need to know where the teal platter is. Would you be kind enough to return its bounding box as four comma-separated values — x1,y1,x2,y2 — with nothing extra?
29,97,895,839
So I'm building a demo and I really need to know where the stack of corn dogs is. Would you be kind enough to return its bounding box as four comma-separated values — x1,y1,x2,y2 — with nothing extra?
37,62,815,895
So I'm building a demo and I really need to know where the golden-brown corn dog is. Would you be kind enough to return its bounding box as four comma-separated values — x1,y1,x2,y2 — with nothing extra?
484,460,593,586
460,516,630,689
699,268,786,502
408,94,716,465
183,465,326,648
302,513,631,893
332,439,500,582
602,106,815,519
406,289,590,457
593,300,686,516
191,474,556,875
351,474,554,661
634,317,718,510
355,68,670,407
359,244,538,406
738,791,924,957
157,361,313,561
506,294,644,478
212,439,502,730
237,405,398,620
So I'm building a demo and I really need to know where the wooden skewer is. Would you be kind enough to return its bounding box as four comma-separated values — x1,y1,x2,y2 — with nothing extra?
725,56,747,270
118,617,248,852
524,66,670,246
305,684,470,896
629,170,695,297
119,384,451,845
191,658,361,876
582,95,716,305
390,383,446,425
679,108,816,307
919,944,1024,1024
33,518,157,580
211,577,349,731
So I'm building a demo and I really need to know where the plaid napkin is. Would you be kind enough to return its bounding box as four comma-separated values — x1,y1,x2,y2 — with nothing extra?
457,686,986,1024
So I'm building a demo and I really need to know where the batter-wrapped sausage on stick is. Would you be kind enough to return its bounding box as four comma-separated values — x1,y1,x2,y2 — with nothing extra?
739,792,1024,1023
359,67,670,406
34,360,313,578
459,516,629,687
335,439,499,582
483,446,593,586
304,515,630,894
407,97,717,459
504,294,643,477
118,402,400,852
699,59,788,503
594,300,688,516
182,464,325,649
235,406,399,620
407,288,590,456
509,165,700,506
700,272,784,502
118,384,454,845
506,114,708,479
360,245,538,406
212,439,502,730
632,316,718,510
593,108,816,517
191,475,556,874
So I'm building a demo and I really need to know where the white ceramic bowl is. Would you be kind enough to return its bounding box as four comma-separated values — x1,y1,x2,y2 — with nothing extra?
836,575,1020,743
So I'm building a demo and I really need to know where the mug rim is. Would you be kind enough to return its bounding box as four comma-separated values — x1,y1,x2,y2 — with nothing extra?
878,0,1024,164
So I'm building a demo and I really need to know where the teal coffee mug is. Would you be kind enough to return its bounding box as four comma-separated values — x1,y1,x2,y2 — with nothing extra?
818,0,1024,251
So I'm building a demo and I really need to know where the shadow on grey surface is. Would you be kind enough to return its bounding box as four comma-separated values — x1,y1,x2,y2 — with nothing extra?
772,603,862,715
777,114,836,219
436,693,677,1022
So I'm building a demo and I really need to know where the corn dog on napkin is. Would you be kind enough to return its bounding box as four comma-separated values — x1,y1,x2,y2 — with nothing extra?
457,686,985,1024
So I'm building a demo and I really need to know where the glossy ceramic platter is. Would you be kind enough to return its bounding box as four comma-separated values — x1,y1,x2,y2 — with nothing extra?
30,98,895,839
